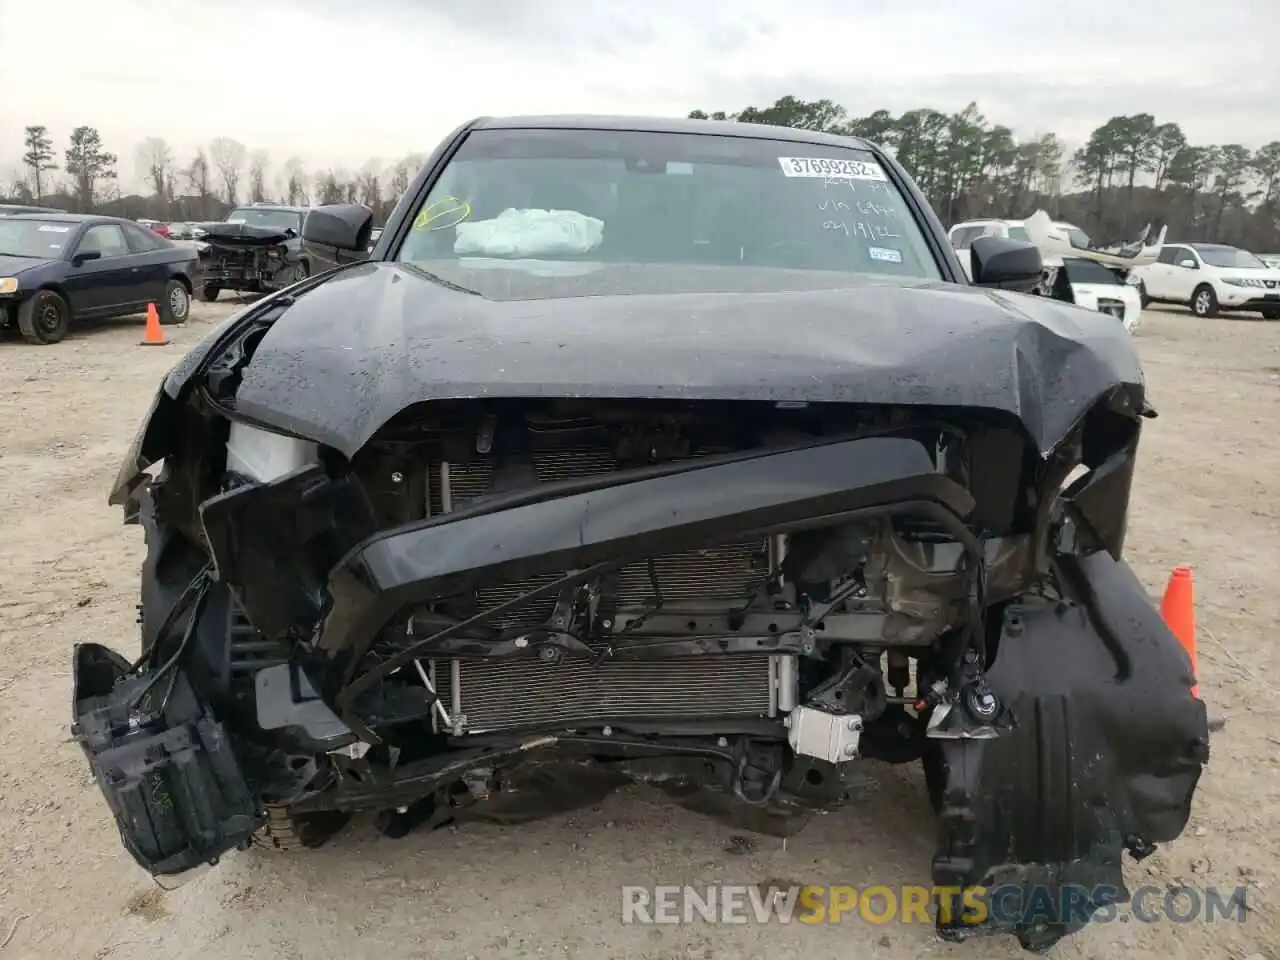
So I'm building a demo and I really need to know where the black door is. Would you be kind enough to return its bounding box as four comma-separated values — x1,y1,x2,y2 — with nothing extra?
121,222,172,306
64,223,148,317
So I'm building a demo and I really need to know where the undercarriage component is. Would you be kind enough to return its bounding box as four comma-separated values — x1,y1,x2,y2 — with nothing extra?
786,706,863,763
71,643,262,875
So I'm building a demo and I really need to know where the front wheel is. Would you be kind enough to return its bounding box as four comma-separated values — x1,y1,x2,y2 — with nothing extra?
200,282,222,302
159,279,190,325
17,289,72,344
290,260,309,285
1190,284,1219,318
1262,307,1280,321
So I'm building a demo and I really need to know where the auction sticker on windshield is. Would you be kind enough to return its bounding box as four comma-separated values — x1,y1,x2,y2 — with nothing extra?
778,157,887,180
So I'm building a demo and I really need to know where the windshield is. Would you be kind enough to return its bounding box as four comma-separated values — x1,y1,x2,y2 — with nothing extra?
394,128,942,297
1059,225,1092,249
1196,246,1265,269
226,208,302,232
0,218,74,258
1062,258,1120,285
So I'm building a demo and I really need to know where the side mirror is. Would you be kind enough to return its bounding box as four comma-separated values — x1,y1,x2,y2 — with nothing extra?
71,251,102,267
969,236,1043,292
302,204,373,251
302,203,373,272
1177,258,1197,269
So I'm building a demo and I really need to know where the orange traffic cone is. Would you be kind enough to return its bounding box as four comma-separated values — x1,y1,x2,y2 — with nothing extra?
141,303,170,347
1160,566,1198,698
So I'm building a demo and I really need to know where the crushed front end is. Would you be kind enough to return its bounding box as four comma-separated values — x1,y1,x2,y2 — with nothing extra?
195,223,296,294
81,319,1207,955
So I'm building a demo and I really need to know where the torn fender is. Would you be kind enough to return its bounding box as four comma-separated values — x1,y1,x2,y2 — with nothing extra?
931,549,1208,949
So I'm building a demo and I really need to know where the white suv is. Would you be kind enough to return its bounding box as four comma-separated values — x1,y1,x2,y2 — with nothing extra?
1131,243,1280,319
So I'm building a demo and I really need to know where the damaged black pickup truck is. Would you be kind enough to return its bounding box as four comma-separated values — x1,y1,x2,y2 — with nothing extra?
75,115,1207,952
194,202,311,301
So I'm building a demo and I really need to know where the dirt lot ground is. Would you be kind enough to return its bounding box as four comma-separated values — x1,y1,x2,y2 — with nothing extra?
0,302,1277,960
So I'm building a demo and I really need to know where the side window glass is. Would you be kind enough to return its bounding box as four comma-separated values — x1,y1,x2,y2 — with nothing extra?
78,224,130,259
1157,246,1180,265
124,224,162,253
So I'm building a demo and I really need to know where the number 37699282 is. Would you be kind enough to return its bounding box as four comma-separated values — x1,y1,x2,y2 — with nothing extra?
778,156,888,181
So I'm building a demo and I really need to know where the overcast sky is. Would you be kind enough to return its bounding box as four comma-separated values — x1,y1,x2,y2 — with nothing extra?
2,0,1276,192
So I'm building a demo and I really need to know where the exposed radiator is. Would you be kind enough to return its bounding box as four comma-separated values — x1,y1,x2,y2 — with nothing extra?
430,653,780,735
420,433,784,735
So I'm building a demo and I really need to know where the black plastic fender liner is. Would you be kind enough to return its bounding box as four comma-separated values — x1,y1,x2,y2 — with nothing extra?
71,642,263,876
929,550,1209,950
317,435,976,663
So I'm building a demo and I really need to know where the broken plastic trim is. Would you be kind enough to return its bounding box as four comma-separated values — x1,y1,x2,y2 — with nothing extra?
70,643,262,875
308,436,980,695
930,549,1208,950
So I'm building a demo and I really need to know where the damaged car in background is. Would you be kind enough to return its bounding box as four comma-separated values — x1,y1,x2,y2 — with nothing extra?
194,202,311,302
74,115,1208,953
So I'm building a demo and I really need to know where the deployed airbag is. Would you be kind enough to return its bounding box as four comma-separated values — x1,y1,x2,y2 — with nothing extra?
454,208,604,257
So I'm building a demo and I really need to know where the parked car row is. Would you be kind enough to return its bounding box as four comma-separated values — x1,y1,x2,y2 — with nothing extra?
947,216,1143,330
949,215,1280,323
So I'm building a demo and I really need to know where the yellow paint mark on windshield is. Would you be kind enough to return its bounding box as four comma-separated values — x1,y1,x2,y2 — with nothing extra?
413,196,472,231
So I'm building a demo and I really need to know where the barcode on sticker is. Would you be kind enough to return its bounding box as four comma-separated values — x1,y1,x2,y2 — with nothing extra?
869,246,903,264
778,157,887,180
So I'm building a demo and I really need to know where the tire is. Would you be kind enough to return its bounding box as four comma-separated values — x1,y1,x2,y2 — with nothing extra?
159,279,190,325
290,260,309,284
1262,307,1280,321
1190,284,1219,318
1136,281,1150,309
16,289,71,345
255,804,351,853
200,282,221,302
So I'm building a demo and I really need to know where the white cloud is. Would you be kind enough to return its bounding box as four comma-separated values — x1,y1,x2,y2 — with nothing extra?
1,0,1276,192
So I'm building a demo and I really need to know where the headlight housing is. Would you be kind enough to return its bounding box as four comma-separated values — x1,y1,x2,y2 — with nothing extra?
0,277,19,295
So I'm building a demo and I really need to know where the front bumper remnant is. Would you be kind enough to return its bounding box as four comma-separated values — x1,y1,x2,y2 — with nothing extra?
71,643,262,875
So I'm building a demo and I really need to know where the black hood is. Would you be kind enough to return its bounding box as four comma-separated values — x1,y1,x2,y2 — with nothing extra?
197,222,294,245
0,254,55,275
225,261,1146,459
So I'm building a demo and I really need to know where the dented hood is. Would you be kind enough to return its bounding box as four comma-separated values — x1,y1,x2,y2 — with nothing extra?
196,221,294,246
227,261,1146,458
114,261,1147,506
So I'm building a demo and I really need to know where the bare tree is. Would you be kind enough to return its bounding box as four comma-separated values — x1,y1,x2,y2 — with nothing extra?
208,137,247,206
388,153,425,205
22,125,58,202
357,159,382,212
248,150,270,203
6,168,34,202
136,137,173,215
281,157,308,205
184,149,214,219
314,169,343,205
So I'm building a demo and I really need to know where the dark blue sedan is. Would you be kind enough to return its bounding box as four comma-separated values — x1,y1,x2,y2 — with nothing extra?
0,213,200,344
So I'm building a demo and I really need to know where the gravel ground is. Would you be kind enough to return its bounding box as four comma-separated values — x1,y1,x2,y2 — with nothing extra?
0,302,1276,960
